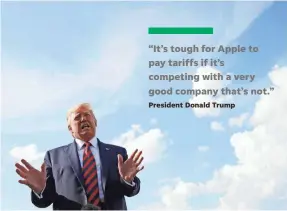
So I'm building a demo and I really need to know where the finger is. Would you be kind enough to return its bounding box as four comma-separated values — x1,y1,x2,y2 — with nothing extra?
41,163,46,173
135,166,144,174
15,163,28,173
137,165,144,172
129,149,138,160
18,179,29,185
16,169,27,179
130,165,144,178
118,154,124,167
133,151,142,163
21,159,34,170
136,157,144,167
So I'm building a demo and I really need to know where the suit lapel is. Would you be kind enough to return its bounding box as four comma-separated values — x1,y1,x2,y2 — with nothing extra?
66,141,85,188
97,138,110,191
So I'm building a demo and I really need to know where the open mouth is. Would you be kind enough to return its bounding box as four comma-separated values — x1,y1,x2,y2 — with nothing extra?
81,123,90,130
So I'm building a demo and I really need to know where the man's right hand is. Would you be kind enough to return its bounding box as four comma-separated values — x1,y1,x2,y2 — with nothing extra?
15,159,46,194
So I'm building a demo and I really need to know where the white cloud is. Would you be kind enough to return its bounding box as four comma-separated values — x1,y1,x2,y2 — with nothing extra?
189,66,232,118
211,121,225,131
228,112,249,128
110,124,170,164
10,144,45,169
2,2,273,132
219,2,273,44
145,66,287,209
2,10,151,121
139,178,194,210
2,36,140,120
197,145,210,152
9,124,170,169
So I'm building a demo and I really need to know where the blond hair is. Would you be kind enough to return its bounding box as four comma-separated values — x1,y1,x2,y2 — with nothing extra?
66,103,94,126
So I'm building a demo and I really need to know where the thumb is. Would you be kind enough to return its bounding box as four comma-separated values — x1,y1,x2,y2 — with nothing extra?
41,162,46,173
117,154,124,168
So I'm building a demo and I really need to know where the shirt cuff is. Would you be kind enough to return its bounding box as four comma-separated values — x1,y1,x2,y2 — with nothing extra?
123,179,135,187
33,185,46,198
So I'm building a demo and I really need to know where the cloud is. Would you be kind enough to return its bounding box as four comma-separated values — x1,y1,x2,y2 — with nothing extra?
140,177,198,210
3,39,139,119
10,144,45,169
9,123,171,170
189,66,232,118
2,10,149,121
197,145,210,152
139,178,194,210
145,65,287,209
228,112,249,128
110,124,171,164
218,1,273,44
2,2,273,132
211,121,225,131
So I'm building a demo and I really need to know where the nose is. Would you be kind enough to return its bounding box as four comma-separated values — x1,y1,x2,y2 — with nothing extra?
80,115,87,121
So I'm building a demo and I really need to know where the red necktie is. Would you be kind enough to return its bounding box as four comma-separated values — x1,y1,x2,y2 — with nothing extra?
82,142,100,206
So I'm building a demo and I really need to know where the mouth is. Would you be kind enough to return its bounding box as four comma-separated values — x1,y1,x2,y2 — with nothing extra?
81,122,91,130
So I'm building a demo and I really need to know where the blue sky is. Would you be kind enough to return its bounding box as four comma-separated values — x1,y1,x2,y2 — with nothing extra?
1,1,287,210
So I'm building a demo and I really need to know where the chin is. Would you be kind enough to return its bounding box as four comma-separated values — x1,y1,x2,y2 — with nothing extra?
80,131,95,137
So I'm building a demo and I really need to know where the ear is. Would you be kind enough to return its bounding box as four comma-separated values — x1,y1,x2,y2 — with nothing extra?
68,125,72,131
92,114,97,127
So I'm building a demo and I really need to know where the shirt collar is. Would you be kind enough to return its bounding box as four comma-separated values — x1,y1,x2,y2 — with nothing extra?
75,137,98,150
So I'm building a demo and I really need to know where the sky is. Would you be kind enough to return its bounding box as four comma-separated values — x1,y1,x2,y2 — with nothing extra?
1,1,287,210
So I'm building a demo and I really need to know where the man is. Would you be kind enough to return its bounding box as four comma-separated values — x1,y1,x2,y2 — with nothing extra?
15,103,144,210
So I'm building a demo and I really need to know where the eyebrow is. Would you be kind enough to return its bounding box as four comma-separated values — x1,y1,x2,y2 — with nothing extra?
74,111,90,117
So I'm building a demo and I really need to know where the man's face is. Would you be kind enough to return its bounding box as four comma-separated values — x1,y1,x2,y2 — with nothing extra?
68,106,96,141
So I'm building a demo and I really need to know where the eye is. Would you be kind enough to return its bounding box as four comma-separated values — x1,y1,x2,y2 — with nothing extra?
74,114,81,120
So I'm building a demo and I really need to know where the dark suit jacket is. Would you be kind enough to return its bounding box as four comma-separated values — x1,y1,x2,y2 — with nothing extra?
31,139,140,210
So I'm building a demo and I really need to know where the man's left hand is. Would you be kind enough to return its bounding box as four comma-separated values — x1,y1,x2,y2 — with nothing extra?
118,149,144,183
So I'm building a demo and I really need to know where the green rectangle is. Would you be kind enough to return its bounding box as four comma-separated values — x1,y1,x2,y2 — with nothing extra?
148,27,213,34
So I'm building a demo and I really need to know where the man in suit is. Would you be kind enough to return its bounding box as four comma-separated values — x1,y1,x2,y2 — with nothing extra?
15,103,144,210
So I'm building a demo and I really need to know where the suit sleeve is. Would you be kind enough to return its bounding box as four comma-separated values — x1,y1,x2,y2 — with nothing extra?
31,151,57,208
120,148,141,197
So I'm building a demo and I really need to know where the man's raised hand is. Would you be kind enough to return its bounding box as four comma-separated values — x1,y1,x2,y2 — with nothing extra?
118,149,144,183
15,159,46,194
